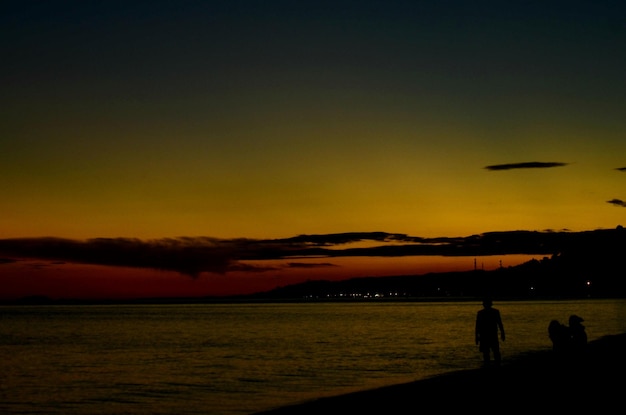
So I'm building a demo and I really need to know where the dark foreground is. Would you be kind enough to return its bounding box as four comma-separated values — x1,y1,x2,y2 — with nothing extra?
253,332,626,413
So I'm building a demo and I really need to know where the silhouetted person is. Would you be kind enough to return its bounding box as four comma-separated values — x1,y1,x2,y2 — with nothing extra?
568,314,587,354
475,298,505,367
548,319,571,354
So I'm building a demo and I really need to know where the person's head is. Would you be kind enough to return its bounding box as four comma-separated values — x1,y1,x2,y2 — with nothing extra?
569,315,584,326
549,319,560,330
482,298,493,308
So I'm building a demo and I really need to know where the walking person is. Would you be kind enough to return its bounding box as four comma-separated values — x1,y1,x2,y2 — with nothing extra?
475,298,506,367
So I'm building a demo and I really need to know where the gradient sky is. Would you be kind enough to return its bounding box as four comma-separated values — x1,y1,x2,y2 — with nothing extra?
2,1,626,299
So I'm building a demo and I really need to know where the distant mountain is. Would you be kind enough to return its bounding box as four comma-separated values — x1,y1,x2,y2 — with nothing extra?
245,227,626,300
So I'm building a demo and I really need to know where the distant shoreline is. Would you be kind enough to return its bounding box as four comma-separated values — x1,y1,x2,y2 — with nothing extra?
2,294,623,306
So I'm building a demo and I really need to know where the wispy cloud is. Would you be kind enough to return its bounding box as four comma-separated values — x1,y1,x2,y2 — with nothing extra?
286,262,338,268
616,167,626,172
607,199,626,207
484,162,569,171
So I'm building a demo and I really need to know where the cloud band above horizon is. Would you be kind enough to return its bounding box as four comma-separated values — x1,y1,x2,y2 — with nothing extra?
2,229,621,277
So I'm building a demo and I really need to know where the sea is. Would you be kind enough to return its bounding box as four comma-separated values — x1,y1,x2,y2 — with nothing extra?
1,299,625,415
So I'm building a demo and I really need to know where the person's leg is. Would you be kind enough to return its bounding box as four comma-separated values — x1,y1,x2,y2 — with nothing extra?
482,350,490,365
492,344,501,366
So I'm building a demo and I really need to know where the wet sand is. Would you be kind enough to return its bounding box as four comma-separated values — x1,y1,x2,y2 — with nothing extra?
252,332,626,413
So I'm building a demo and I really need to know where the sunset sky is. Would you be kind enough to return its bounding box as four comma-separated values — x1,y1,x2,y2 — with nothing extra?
2,1,626,299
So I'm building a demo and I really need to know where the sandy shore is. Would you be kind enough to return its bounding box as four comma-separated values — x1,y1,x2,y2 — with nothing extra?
252,332,626,413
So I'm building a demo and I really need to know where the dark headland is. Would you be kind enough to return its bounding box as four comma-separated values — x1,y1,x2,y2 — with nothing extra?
252,332,626,413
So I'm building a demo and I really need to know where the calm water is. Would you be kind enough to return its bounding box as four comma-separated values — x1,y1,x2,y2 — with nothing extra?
1,299,625,415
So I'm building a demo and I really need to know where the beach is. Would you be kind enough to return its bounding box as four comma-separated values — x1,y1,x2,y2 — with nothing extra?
253,332,626,413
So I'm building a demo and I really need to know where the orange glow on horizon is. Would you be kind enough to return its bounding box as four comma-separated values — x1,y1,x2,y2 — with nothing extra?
0,254,541,301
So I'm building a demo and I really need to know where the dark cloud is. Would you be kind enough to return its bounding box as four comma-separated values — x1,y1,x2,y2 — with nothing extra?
484,162,569,171
0,237,247,277
1,229,623,276
616,167,626,172
607,199,626,207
